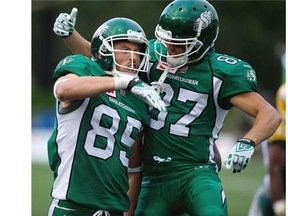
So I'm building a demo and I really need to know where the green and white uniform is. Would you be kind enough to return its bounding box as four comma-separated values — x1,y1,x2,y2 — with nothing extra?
135,48,257,216
48,55,149,214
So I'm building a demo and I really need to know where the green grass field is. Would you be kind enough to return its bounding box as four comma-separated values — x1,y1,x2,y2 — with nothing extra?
32,155,265,216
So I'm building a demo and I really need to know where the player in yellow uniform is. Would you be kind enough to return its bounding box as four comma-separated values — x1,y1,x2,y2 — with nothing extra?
268,83,286,216
248,83,286,216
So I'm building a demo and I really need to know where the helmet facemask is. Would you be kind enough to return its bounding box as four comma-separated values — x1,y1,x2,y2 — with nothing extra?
155,25,204,68
97,30,150,78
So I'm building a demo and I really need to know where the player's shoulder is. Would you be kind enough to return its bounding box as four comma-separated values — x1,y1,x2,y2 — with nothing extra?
56,54,93,69
206,51,257,84
54,54,105,81
209,51,254,73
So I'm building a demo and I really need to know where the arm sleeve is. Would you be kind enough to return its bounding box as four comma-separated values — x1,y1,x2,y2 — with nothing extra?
218,64,257,109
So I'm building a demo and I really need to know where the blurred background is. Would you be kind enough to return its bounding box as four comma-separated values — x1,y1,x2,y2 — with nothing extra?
32,0,285,215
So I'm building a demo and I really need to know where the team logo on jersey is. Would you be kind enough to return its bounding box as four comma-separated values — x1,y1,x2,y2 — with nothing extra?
156,62,177,74
106,90,127,98
119,89,127,97
179,65,188,74
56,56,75,68
106,90,116,98
194,11,212,31
246,70,257,82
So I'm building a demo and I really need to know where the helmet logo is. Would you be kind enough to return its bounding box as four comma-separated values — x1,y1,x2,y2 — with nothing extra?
194,11,212,31
94,24,110,38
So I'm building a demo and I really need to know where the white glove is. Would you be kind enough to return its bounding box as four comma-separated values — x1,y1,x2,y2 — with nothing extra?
224,138,255,173
127,78,166,112
53,8,78,38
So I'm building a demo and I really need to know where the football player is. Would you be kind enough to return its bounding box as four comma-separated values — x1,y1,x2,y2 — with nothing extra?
48,17,165,216
269,83,286,216
248,83,286,216
52,1,281,215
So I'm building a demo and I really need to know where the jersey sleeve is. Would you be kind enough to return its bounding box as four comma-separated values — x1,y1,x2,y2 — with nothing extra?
53,54,105,82
217,58,258,109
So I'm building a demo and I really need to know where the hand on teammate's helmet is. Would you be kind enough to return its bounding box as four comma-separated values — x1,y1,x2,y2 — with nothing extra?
53,8,78,38
128,78,166,112
224,138,255,173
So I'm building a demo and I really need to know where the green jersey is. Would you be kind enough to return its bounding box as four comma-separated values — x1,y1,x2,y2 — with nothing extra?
48,55,149,211
141,49,257,168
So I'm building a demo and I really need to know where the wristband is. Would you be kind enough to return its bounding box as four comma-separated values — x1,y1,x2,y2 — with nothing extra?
114,77,133,90
61,31,73,39
237,138,256,148
127,78,141,90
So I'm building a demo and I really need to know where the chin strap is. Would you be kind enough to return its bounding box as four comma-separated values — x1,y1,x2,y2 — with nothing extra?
151,66,170,94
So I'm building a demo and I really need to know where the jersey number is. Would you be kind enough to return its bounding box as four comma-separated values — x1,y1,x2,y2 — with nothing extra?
150,83,208,137
84,104,142,167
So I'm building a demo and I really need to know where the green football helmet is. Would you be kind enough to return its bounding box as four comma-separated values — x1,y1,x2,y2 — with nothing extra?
91,17,150,77
154,0,219,68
